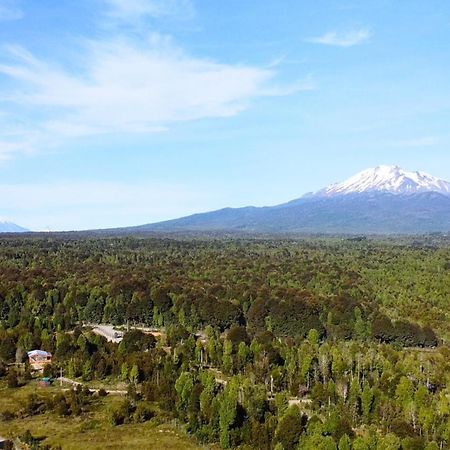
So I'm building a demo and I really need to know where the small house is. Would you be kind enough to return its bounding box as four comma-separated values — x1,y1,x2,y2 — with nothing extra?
28,350,52,371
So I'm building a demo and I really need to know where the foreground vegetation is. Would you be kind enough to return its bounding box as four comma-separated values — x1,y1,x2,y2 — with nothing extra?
0,380,204,449
0,234,449,449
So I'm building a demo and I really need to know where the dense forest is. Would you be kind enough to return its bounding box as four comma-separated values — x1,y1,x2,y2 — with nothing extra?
0,234,449,449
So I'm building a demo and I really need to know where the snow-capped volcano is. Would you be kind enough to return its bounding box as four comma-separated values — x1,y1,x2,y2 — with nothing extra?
119,164,450,234
315,165,450,197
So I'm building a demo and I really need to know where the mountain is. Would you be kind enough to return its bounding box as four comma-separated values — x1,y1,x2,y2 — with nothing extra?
313,165,450,197
128,165,450,235
0,221,29,233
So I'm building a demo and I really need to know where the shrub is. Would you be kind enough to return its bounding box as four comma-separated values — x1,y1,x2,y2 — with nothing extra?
133,402,154,423
6,368,18,388
275,407,304,450
98,388,108,397
110,399,134,426
0,409,15,421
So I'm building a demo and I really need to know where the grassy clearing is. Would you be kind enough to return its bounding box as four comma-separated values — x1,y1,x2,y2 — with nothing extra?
0,417,204,450
0,382,211,450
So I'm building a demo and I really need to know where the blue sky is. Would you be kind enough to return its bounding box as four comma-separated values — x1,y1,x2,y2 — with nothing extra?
0,0,449,230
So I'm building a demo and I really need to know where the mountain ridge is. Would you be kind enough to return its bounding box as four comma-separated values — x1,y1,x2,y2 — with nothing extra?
134,191,448,235
134,166,450,235
2,166,449,235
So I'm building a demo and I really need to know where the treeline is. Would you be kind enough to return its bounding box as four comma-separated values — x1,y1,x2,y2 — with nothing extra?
0,237,442,348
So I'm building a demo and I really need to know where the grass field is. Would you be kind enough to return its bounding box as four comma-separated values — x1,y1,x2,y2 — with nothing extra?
0,382,211,449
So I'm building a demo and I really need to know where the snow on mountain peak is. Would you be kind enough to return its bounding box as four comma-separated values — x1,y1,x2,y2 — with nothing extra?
316,165,450,197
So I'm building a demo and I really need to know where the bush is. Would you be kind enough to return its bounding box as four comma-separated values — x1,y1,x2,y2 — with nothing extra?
43,363,58,378
53,394,70,417
141,381,156,401
22,393,45,416
226,325,250,349
6,368,18,388
110,408,125,426
0,360,6,377
197,299,244,331
0,409,15,421
20,430,41,447
98,388,108,397
110,399,134,426
120,330,156,354
275,407,304,450
133,402,154,423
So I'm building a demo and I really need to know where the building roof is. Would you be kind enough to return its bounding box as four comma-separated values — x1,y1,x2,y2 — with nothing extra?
28,350,52,358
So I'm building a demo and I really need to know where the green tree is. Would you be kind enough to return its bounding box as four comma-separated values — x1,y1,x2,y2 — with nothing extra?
354,307,368,341
129,364,139,385
361,382,374,423
376,433,401,450
120,362,128,381
338,434,351,450
275,406,303,450
175,371,194,417
222,340,233,375
219,378,238,449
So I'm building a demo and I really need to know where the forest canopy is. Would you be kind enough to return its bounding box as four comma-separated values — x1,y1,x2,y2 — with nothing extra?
0,234,449,449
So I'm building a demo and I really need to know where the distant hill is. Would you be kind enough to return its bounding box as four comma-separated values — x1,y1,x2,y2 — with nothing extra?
0,221,28,233
128,191,448,235
124,165,450,235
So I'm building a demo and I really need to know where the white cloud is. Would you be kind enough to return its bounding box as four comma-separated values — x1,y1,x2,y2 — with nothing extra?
0,0,23,21
103,0,194,22
390,136,440,148
307,28,371,47
0,136,36,161
0,111,41,161
0,3,307,161
0,34,306,153
0,141,22,161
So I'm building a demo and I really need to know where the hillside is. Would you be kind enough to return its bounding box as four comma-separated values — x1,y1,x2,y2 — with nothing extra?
124,166,450,235
0,221,28,233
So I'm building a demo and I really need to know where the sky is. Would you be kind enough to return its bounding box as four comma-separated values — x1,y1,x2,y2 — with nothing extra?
0,0,450,231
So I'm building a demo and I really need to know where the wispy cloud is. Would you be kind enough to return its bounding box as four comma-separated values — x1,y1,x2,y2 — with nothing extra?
0,33,307,158
0,0,23,21
102,0,194,22
390,136,440,148
306,28,371,47
0,37,272,133
0,140,32,161
0,127,38,161
0,2,307,161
